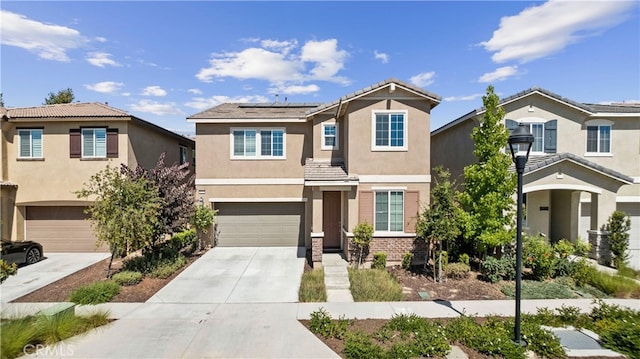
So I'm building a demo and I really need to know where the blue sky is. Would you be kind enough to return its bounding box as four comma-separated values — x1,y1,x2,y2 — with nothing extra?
1,1,639,135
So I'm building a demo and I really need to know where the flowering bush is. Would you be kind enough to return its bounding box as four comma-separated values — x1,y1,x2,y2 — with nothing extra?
523,235,555,280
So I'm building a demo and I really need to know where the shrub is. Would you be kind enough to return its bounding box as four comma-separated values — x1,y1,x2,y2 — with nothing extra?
589,301,640,358
148,255,187,279
0,259,17,283
348,268,403,301
68,280,120,304
480,256,515,283
445,262,470,280
605,210,631,268
299,269,327,302
458,253,470,265
372,252,387,270
618,263,640,279
352,222,373,268
586,270,640,298
523,235,555,280
553,238,574,258
343,331,385,359
569,258,597,287
308,308,350,339
168,229,197,254
111,270,143,286
501,280,578,299
401,252,413,270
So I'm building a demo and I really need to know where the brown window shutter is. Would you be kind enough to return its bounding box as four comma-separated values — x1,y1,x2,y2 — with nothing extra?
107,128,118,158
358,191,374,226
404,191,419,233
69,129,81,158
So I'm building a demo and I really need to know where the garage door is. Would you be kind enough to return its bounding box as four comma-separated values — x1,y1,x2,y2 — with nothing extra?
617,203,640,269
26,206,109,252
214,202,304,247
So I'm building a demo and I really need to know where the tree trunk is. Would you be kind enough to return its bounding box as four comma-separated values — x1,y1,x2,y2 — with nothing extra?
106,248,116,279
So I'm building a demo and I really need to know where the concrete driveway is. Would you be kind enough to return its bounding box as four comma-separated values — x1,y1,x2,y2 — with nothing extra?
1,252,110,303
148,246,306,303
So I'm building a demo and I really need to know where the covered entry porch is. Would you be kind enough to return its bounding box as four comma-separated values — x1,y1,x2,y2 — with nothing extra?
522,154,634,265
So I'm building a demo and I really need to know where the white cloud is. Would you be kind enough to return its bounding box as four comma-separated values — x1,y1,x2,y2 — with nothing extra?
374,50,389,64
196,38,350,86
188,88,202,95
0,10,87,61
481,0,635,63
95,37,107,43
141,86,167,97
478,66,519,83
130,100,184,116
85,81,124,93
444,93,484,102
269,84,320,95
185,95,270,110
410,72,436,87
86,52,121,67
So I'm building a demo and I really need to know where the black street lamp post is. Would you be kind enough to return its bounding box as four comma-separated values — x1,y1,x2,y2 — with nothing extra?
508,123,534,345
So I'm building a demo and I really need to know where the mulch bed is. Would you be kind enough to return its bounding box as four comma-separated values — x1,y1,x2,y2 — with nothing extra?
12,251,205,303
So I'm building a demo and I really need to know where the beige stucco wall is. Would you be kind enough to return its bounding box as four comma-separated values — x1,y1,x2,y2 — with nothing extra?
312,114,343,161
525,191,550,237
431,118,478,186
128,121,195,171
195,122,311,180
345,99,431,176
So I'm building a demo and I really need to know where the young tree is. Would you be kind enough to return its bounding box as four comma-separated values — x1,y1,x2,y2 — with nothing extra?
191,204,217,251
605,210,631,268
77,165,162,277
122,153,195,249
0,93,5,107
44,88,74,104
416,166,463,282
352,222,374,268
459,85,516,256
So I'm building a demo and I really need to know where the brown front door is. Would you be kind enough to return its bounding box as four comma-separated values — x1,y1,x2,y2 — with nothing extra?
323,191,341,249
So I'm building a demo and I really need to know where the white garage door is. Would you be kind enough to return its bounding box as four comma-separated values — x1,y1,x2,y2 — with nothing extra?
26,206,109,252
214,202,304,247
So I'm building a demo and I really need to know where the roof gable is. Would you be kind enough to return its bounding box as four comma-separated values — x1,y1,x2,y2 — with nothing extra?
3,102,130,118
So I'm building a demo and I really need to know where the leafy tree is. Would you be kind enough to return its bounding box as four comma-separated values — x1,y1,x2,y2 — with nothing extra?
0,93,5,107
44,88,74,104
416,166,463,282
122,153,195,249
352,222,374,268
459,85,516,255
77,165,162,277
190,204,217,251
605,210,631,267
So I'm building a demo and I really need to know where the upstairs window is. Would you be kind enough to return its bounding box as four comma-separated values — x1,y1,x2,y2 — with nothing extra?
586,125,611,154
82,128,107,158
180,146,188,165
505,119,557,154
322,123,338,150
232,128,285,159
373,111,407,151
375,190,404,232
18,129,43,158
70,128,117,159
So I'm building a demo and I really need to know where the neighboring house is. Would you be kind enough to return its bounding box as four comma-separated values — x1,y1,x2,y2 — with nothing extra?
432,87,640,269
0,102,195,252
188,78,441,266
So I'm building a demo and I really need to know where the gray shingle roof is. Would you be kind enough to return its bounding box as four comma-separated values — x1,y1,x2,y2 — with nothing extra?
515,153,633,183
3,102,130,118
582,103,640,113
307,78,442,116
188,103,321,120
304,159,357,182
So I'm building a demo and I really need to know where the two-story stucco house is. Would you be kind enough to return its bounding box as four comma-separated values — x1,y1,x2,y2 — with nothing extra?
432,87,640,269
1,102,195,252
188,78,441,266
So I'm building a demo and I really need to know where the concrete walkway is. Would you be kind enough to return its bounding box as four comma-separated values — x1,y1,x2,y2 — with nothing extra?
0,252,110,303
6,299,638,358
322,253,354,302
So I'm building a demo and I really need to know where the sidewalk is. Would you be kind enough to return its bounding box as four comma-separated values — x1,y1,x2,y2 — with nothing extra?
7,298,638,358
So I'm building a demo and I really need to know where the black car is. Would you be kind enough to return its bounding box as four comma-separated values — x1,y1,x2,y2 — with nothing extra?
1,240,43,265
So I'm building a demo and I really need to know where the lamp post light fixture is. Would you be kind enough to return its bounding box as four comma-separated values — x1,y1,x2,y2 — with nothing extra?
508,123,534,345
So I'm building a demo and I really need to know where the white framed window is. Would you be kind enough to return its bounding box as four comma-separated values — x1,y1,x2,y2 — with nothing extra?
372,110,408,151
231,128,285,159
322,123,338,150
18,129,43,158
586,123,611,155
374,190,404,232
81,128,106,158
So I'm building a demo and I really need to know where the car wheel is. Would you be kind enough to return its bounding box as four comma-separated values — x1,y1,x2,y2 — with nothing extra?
26,248,41,264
